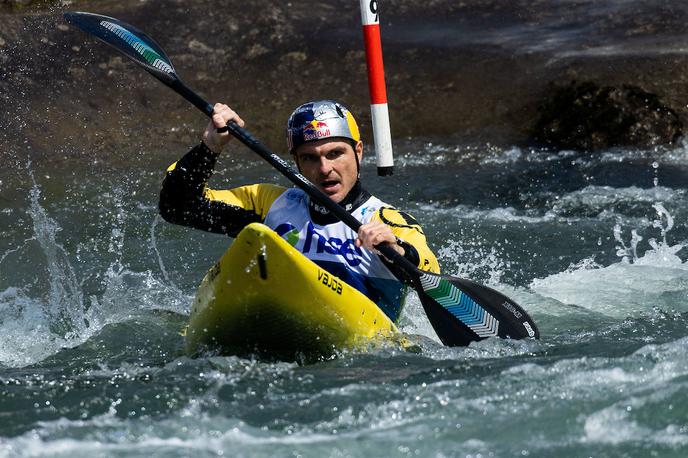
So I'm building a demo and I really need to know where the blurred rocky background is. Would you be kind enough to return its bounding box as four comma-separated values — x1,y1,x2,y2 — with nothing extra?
1,0,687,162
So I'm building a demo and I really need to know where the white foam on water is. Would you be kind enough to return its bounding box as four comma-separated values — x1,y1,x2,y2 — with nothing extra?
581,367,688,448
398,292,442,343
507,335,688,384
0,171,94,367
1,409,336,458
550,185,683,216
386,143,564,168
4,337,685,457
529,260,688,317
530,203,687,317
489,336,688,452
419,203,560,224
388,139,688,171
421,185,684,225
583,405,688,447
658,139,688,165
0,287,77,369
0,371,496,457
594,139,688,167
0,171,189,368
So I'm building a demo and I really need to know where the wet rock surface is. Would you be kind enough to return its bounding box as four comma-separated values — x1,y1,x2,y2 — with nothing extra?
532,82,683,151
1,0,687,162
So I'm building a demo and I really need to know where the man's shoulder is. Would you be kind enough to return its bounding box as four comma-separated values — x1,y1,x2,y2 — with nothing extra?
357,195,424,232
237,183,289,200
372,205,425,235
216,183,289,215
250,183,288,193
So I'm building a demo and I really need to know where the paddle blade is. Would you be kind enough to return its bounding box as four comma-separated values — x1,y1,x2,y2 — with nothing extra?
416,272,539,346
64,12,177,85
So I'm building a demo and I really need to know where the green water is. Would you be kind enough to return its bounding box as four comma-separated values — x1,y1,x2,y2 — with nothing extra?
1,140,687,457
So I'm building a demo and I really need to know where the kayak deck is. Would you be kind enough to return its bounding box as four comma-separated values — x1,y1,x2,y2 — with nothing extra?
185,223,401,360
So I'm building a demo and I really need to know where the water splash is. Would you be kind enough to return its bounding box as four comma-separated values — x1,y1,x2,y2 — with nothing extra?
0,168,90,366
613,224,643,263
614,203,685,266
398,238,508,343
436,239,506,286
0,168,189,368
398,293,440,343
150,214,174,284
531,203,688,317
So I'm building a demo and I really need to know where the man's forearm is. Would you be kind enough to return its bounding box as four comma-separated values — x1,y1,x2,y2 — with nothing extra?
158,143,261,236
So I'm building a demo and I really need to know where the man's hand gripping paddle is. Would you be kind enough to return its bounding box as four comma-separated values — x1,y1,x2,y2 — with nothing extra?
63,12,539,346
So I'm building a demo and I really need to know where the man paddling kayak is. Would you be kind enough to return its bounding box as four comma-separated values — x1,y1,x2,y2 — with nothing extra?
159,100,439,322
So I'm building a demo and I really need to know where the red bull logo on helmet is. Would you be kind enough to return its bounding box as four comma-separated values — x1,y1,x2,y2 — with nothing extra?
287,100,360,152
302,120,331,141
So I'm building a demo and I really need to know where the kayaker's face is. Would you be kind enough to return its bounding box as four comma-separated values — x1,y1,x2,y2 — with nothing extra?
294,139,363,203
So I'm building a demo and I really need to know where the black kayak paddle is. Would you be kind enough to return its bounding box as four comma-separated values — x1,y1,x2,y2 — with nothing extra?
63,11,539,346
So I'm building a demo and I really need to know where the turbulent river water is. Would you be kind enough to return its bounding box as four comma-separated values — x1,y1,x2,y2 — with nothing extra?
3,0,688,456
1,138,687,457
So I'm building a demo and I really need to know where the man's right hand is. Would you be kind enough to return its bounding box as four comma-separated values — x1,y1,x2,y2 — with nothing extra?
202,103,245,153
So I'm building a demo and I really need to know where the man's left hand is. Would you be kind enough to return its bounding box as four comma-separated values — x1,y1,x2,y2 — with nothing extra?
355,221,404,256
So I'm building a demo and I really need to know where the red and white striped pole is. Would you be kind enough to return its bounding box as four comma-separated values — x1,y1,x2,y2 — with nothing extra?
360,0,394,176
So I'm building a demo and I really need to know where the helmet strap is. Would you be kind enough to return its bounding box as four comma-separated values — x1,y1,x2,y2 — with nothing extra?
350,139,361,178
354,149,360,178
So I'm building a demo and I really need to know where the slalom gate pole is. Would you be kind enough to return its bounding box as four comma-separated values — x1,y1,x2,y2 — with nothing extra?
359,0,394,176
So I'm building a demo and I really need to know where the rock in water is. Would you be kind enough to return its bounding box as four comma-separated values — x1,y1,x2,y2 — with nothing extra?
531,81,683,150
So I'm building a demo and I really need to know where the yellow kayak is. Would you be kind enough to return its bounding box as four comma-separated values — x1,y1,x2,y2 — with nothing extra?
185,223,401,360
